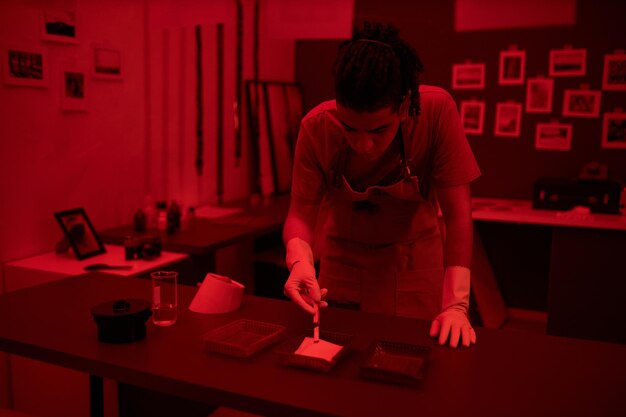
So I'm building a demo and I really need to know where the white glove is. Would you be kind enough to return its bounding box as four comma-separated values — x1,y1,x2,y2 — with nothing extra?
430,266,477,348
283,238,327,315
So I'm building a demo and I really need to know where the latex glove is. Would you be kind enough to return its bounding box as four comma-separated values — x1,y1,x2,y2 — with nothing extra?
284,238,328,314
430,266,477,348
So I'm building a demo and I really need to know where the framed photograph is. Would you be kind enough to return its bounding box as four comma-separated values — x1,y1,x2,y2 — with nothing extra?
535,122,573,151
602,53,626,91
494,102,522,137
2,47,48,88
61,67,87,111
40,9,78,44
549,48,586,76
92,47,122,80
601,112,626,149
452,63,485,89
460,100,486,135
54,208,106,260
562,89,601,118
526,77,554,113
499,50,525,85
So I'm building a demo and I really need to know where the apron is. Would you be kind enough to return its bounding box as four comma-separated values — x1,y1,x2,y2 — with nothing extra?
318,127,444,320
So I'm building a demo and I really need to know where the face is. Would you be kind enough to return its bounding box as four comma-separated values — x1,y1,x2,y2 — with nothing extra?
336,104,402,161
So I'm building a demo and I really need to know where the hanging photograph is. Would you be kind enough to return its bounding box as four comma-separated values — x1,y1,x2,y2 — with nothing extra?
452,63,485,89
92,47,122,80
498,50,525,85
460,100,485,135
602,53,626,91
535,122,572,151
40,9,78,44
549,48,586,76
562,89,601,118
494,102,522,137
2,47,48,88
601,112,626,149
61,67,87,112
526,77,554,113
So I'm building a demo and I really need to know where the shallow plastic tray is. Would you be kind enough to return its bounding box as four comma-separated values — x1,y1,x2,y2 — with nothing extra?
275,330,353,372
359,340,430,386
203,319,285,358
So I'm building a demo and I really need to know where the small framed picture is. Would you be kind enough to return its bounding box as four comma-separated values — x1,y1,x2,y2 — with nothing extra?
602,53,626,91
535,122,573,151
549,48,586,76
460,100,485,135
526,77,554,113
54,208,106,260
562,89,601,118
452,63,485,89
61,67,87,111
2,47,48,88
494,102,522,137
92,47,122,80
499,50,525,85
40,9,78,44
601,112,626,149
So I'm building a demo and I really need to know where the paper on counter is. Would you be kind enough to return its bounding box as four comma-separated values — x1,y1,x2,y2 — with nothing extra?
294,337,343,362
194,206,244,219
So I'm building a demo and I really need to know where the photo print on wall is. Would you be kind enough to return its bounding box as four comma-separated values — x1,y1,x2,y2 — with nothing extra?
494,102,522,137
460,100,486,135
602,52,626,91
40,9,78,44
526,77,554,113
499,49,526,85
549,47,586,77
2,47,48,87
452,62,485,89
535,122,573,151
562,89,601,118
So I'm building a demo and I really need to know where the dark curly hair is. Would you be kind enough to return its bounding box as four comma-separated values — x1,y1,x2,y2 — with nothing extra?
333,22,424,116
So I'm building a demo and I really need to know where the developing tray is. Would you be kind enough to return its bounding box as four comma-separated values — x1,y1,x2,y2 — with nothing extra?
202,319,285,358
359,340,430,386
275,330,353,372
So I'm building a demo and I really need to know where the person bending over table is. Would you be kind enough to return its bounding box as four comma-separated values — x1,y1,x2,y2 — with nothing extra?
283,22,480,348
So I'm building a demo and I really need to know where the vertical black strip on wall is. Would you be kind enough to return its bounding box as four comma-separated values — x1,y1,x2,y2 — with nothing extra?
282,84,295,157
263,82,279,193
250,0,262,194
234,0,244,166
216,23,225,203
195,25,203,176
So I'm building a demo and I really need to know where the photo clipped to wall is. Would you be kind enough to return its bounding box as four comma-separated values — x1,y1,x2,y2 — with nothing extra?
494,102,522,137
460,100,486,135
601,111,626,149
499,49,525,85
562,89,601,118
602,53,626,91
535,122,573,151
452,62,485,90
526,77,554,113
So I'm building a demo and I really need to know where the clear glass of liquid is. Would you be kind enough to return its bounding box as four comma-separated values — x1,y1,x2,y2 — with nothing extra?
151,271,177,326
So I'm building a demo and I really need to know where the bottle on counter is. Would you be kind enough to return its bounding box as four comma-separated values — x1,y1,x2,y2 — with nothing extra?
167,200,181,234
142,195,158,231
155,201,168,231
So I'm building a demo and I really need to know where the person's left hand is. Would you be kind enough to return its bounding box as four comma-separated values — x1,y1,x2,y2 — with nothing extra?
430,308,476,348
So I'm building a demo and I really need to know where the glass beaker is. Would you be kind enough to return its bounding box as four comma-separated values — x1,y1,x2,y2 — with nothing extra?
151,271,177,326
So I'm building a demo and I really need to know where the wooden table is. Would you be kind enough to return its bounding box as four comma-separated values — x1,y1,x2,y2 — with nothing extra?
99,195,290,284
471,198,626,343
0,273,624,417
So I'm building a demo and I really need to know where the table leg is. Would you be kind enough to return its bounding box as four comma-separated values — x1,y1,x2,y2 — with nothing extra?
89,374,104,417
470,227,509,328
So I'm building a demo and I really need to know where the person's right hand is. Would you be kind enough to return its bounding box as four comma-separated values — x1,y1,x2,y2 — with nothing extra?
283,261,328,314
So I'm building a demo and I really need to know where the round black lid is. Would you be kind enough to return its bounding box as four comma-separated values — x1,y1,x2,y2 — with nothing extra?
91,298,151,320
